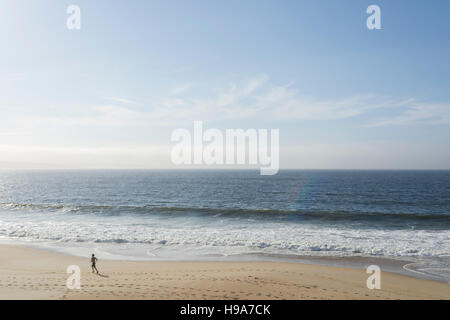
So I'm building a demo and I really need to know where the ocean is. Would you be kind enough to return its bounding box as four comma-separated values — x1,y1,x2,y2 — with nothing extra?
0,170,449,281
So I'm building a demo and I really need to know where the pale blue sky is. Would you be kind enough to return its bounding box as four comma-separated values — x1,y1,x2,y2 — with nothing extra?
1,0,449,169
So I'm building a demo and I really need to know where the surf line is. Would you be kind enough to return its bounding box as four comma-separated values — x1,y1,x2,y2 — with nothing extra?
402,262,435,278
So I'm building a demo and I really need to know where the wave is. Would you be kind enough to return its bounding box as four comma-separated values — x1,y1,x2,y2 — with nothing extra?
1,203,447,223
1,202,449,225
1,204,449,281
1,219,448,259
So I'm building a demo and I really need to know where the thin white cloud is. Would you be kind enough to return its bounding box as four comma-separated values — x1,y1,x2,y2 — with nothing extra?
10,74,450,128
2,141,449,170
170,83,192,95
141,74,432,125
104,96,137,105
367,103,450,127
12,105,176,127
0,131,30,136
281,141,450,169
0,144,172,169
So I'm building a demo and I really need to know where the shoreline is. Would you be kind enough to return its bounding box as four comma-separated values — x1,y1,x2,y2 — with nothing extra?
2,238,448,284
4,238,447,283
0,244,448,300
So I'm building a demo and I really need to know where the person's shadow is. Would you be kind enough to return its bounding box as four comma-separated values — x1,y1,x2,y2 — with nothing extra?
96,273,109,278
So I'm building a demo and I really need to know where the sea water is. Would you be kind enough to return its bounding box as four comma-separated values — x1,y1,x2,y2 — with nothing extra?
0,170,448,281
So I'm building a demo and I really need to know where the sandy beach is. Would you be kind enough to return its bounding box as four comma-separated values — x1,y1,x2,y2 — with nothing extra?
0,244,448,300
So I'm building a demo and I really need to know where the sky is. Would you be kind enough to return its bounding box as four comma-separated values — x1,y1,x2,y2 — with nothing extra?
1,0,450,169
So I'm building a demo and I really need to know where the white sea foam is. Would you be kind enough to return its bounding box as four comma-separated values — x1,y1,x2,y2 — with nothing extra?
0,213,448,260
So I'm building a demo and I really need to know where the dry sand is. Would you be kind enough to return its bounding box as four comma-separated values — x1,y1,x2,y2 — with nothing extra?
0,244,448,300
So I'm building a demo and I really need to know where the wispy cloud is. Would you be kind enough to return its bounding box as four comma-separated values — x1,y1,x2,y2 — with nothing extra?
170,83,192,95
0,144,172,169
104,96,138,105
0,131,31,136
366,103,450,127
15,105,166,127
11,75,450,128
139,74,439,125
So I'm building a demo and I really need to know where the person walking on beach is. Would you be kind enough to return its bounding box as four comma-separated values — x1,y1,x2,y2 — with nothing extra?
91,254,99,274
